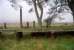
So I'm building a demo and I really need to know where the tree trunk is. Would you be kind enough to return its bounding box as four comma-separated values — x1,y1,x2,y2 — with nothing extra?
33,21,35,28
20,7,23,28
32,0,43,27
38,18,42,27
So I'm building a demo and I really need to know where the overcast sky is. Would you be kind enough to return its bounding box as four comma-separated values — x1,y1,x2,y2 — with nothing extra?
0,0,73,23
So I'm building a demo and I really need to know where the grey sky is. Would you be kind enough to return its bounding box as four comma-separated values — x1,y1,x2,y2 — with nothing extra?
0,0,73,23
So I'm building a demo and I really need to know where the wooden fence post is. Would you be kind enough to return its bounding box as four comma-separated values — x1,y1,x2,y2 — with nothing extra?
0,32,3,38
4,23,7,29
33,21,35,28
46,21,49,28
26,22,29,28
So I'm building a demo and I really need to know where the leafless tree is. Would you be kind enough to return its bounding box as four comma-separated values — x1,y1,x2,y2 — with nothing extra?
45,0,72,24
24,0,46,27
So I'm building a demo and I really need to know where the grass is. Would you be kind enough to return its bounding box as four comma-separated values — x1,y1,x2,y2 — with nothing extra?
0,25,74,32
0,23,74,32
11,25,74,30
0,33,74,50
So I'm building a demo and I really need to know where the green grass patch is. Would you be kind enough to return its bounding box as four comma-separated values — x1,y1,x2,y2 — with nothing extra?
0,34,74,50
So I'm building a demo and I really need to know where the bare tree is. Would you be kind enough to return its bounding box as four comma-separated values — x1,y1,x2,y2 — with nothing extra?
45,0,72,24
25,0,44,27
54,0,74,23
32,0,43,27
24,0,50,27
